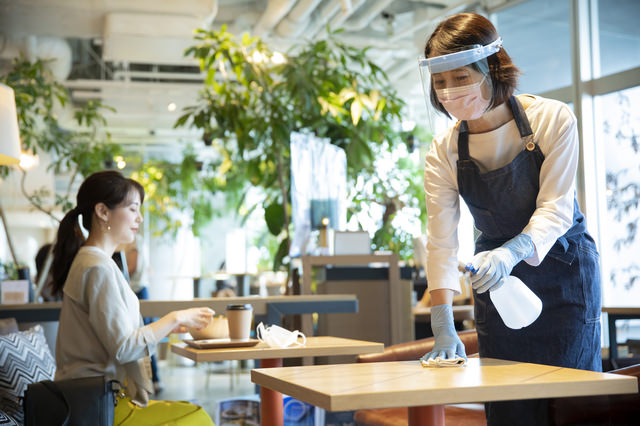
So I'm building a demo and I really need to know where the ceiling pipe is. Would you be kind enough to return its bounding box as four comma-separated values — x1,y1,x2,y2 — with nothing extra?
327,0,366,30
386,57,420,82
342,0,394,32
389,0,470,43
253,0,298,37
275,0,323,38
305,0,343,39
201,0,219,28
332,33,408,50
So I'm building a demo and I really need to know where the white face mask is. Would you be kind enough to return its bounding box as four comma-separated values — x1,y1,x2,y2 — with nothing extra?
436,76,491,121
256,322,306,348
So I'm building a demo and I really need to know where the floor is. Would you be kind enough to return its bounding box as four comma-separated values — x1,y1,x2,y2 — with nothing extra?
153,354,257,422
153,350,354,425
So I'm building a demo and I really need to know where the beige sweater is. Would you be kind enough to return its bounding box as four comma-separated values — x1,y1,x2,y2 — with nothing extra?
55,246,156,406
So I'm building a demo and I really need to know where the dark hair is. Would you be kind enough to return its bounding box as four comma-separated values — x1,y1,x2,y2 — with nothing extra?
35,243,53,282
51,170,144,296
424,13,520,116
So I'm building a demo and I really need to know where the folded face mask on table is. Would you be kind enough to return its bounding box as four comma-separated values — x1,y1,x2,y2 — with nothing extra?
256,322,306,348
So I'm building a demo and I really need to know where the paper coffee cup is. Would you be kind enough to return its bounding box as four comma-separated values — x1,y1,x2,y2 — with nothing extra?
226,304,253,340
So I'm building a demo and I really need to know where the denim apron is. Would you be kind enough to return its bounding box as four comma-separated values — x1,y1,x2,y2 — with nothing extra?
457,96,602,426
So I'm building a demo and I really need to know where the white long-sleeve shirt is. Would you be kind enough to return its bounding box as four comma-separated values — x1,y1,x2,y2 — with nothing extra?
424,95,579,293
55,246,156,405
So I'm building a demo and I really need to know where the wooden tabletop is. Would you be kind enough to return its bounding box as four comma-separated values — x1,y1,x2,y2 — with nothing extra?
0,294,358,323
251,357,638,412
602,306,640,315
171,336,384,362
139,295,357,317
413,305,474,322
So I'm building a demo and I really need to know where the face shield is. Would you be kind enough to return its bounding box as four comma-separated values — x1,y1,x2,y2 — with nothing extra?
419,37,502,127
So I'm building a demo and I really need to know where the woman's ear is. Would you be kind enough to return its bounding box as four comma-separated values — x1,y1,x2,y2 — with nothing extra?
94,202,110,222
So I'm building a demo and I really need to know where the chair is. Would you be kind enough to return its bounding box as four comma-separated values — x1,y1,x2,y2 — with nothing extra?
353,330,486,426
548,363,640,425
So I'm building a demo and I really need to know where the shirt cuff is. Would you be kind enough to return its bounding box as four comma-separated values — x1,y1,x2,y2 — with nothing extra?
141,324,158,356
523,230,555,266
426,274,462,295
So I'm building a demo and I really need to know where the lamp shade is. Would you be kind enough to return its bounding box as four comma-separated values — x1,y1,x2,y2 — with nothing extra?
0,83,21,165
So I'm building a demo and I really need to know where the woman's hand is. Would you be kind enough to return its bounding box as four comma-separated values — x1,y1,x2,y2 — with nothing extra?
149,307,215,341
175,307,215,329
422,304,466,361
171,325,187,334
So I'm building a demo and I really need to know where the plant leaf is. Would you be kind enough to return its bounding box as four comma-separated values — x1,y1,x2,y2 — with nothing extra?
264,202,285,236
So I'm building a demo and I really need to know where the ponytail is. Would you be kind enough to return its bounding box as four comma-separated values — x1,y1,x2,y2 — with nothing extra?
51,208,85,297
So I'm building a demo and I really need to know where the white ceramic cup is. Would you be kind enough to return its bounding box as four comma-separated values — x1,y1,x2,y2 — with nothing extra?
226,304,254,340
489,275,542,329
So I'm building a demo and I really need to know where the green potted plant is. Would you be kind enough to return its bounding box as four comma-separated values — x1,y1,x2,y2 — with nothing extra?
0,57,120,299
177,27,408,270
1,57,120,216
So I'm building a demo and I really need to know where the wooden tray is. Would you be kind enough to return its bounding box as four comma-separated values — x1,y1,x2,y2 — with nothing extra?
183,338,260,349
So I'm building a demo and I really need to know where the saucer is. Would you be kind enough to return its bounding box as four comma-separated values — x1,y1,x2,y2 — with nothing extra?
183,338,260,349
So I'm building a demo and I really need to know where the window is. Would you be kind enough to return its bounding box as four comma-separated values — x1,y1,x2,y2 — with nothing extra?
596,0,640,77
494,0,571,94
597,86,640,305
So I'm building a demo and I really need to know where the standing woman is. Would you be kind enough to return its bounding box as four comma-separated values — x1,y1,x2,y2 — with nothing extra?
419,13,601,426
51,170,215,425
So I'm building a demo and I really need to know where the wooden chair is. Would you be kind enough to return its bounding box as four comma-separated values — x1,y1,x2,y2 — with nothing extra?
548,363,640,425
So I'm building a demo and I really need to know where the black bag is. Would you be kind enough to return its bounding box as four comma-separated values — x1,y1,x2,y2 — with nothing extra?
23,376,120,426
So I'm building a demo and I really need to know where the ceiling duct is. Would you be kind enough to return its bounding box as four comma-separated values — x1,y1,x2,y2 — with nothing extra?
275,0,323,38
252,0,298,37
305,0,343,39
103,12,202,65
327,0,366,32
389,0,470,42
342,0,394,32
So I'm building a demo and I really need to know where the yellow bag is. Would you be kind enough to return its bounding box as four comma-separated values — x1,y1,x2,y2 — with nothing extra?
114,397,214,426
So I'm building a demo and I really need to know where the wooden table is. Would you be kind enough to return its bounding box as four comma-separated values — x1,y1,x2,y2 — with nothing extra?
251,357,638,426
172,336,383,426
413,305,474,322
603,306,640,368
0,294,358,326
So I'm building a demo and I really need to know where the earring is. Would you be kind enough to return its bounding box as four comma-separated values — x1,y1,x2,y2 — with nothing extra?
104,221,111,233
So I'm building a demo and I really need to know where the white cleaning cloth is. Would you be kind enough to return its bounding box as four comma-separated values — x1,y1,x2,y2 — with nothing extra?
420,356,466,368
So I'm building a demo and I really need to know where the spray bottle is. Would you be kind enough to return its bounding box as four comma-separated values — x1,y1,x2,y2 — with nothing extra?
465,264,542,329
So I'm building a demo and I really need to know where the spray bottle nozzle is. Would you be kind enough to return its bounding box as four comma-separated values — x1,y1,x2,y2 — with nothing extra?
465,263,478,275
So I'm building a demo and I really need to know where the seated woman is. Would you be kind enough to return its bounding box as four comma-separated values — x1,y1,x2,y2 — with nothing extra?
51,170,215,425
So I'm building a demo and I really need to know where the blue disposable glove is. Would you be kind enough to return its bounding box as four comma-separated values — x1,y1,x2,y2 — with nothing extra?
469,233,534,294
421,304,467,362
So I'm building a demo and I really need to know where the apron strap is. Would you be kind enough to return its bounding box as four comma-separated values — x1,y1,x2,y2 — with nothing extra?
458,120,470,160
508,96,536,151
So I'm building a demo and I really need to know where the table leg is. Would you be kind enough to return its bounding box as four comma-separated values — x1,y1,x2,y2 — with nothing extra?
408,405,445,426
260,358,283,426
608,314,619,369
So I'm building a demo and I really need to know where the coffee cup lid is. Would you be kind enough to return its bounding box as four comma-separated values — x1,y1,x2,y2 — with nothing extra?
227,304,253,310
